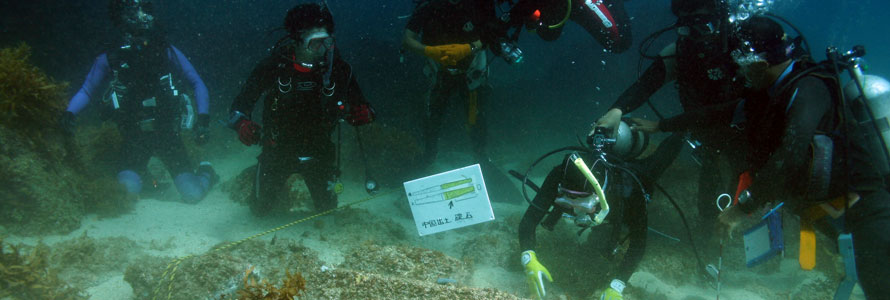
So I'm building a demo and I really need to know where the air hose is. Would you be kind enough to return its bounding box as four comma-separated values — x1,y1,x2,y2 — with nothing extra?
547,0,573,29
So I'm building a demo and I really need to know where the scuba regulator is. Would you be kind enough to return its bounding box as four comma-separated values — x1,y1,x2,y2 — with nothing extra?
587,120,650,160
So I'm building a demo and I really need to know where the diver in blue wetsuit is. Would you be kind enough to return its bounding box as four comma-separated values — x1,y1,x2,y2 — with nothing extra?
60,0,217,203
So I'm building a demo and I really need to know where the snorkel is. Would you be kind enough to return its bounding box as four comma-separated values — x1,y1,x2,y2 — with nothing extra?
569,152,610,225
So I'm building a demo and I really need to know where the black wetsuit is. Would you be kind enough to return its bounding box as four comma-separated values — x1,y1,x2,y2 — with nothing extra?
485,0,633,52
518,134,685,283
730,61,889,297
609,29,746,227
230,48,370,215
407,0,490,160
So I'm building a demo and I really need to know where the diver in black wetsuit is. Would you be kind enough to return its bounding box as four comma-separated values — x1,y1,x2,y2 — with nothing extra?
482,0,633,61
403,0,491,165
711,16,890,298
518,134,685,300
228,3,375,216
595,0,747,231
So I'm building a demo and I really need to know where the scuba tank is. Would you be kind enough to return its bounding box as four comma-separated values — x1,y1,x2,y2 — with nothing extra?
612,120,650,160
843,73,890,176
834,46,890,177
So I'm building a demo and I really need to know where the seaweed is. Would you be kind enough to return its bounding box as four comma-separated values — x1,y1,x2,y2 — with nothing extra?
235,266,306,300
0,239,86,300
0,43,67,134
0,43,134,234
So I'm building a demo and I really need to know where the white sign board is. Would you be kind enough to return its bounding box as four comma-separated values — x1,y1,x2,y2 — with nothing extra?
403,164,495,236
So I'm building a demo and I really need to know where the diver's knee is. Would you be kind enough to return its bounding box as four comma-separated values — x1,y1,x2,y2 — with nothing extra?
117,170,143,194
174,172,206,204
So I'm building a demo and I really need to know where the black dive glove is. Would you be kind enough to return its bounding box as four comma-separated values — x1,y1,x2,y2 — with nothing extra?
59,111,76,136
195,114,210,145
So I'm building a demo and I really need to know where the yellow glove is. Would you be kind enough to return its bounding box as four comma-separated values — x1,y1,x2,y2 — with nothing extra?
521,250,553,300
423,44,472,66
600,279,625,300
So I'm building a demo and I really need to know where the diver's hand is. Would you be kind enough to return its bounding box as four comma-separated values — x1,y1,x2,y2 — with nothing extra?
600,279,626,300
629,117,660,133
591,108,623,136
235,119,261,146
717,205,746,239
521,250,553,300
424,44,472,66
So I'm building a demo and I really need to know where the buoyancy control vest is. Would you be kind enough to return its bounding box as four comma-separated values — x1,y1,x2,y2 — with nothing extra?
742,59,853,204
102,41,194,131
260,48,353,153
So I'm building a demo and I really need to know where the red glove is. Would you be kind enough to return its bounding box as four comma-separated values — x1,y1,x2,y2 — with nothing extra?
346,103,375,126
236,119,261,146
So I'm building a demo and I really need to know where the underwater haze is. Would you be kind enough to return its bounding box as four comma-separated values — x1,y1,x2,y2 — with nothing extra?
1,0,888,299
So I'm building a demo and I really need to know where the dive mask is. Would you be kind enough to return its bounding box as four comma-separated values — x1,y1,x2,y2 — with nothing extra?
304,31,334,54
556,184,599,227
731,40,769,69
558,153,610,227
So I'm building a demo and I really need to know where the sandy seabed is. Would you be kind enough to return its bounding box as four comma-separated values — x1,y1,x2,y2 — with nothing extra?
4,139,867,299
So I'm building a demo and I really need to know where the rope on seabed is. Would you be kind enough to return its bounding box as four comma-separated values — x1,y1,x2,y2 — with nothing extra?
150,188,399,300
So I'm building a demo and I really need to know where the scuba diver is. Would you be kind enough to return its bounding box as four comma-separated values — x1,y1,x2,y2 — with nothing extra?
482,0,633,63
228,3,375,216
60,0,216,203
699,16,890,299
712,16,890,298
594,0,747,232
518,127,685,299
402,0,491,166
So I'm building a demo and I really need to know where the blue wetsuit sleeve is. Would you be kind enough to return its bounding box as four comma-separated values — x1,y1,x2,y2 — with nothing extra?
67,53,111,115
169,45,210,115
